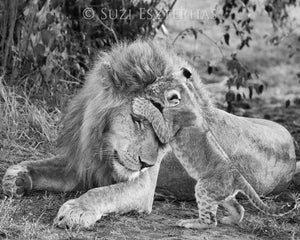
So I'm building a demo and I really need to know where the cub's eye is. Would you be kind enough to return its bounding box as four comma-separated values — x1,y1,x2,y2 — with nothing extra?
150,100,163,113
168,94,179,101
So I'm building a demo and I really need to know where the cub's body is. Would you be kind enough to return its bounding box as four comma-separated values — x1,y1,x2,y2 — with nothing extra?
132,67,296,229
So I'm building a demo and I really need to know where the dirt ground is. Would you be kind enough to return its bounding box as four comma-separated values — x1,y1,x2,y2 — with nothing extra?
0,191,299,240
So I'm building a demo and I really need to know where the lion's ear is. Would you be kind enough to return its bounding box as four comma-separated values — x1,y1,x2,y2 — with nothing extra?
102,62,112,71
102,61,121,88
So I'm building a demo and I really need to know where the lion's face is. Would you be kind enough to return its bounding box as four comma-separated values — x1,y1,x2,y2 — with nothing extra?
106,104,159,180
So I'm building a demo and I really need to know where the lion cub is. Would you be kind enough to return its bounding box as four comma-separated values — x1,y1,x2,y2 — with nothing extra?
132,67,296,229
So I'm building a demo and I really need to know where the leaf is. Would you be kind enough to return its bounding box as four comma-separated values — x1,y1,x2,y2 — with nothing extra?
224,25,230,31
190,28,197,39
224,33,230,45
207,66,213,75
225,90,235,102
248,86,253,99
254,84,264,94
227,102,233,113
33,44,45,57
41,30,55,47
36,55,46,67
258,84,264,94
285,100,290,108
227,77,234,88
294,97,300,105
46,13,55,25
50,0,60,9
239,41,245,50
245,36,252,47
245,72,251,80
236,81,241,90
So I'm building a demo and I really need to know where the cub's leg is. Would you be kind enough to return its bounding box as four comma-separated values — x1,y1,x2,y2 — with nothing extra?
2,156,79,198
132,97,171,144
220,196,245,225
177,180,219,229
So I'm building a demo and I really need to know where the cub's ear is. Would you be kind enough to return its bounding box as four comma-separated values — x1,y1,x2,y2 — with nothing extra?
181,67,192,79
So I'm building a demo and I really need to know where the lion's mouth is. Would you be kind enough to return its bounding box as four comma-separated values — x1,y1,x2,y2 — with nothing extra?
113,150,137,172
112,150,140,181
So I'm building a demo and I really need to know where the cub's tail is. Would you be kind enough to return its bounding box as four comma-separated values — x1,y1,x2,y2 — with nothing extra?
236,174,297,216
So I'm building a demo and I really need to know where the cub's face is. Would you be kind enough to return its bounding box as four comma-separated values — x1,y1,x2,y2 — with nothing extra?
106,104,159,180
145,67,201,128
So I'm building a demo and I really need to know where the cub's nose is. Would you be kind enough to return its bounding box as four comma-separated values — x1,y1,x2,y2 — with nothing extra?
139,156,154,169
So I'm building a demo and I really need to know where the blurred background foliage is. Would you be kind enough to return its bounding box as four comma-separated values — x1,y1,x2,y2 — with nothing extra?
0,0,176,107
0,0,299,109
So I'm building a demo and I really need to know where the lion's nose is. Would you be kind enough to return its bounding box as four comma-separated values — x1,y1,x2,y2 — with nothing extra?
139,156,154,169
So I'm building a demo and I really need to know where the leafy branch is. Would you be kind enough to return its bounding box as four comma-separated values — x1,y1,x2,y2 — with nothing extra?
172,27,225,58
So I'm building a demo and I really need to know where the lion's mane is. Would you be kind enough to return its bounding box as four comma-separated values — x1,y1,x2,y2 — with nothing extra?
56,40,212,188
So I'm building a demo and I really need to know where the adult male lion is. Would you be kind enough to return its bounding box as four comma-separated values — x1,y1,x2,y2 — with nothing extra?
2,40,298,228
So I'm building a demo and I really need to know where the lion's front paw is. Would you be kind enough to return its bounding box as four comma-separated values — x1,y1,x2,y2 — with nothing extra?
54,199,101,229
132,97,150,118
2,165,32,198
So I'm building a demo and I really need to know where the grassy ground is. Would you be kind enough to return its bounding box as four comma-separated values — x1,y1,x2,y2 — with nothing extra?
0,193,299,240
1,0,300,239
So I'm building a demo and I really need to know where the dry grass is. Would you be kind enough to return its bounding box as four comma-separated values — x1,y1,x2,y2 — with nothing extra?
0,76,59,143
237,195,300,240
0,198,47,240
0,76,59,169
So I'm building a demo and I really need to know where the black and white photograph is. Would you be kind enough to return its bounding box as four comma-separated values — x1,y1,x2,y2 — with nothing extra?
0,0,300,239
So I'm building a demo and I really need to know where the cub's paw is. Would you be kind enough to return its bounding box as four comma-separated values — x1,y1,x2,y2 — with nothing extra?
132,97,150,118
2,165,32,198
54,199,100,229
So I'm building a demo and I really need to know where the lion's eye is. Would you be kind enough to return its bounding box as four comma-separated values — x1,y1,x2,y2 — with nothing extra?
131,115,144,131
135,119,144,131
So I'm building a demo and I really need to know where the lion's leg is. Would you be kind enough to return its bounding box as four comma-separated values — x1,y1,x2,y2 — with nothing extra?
54,160,162,229
177,180,219,229
2,156,79,197
220,196,245,225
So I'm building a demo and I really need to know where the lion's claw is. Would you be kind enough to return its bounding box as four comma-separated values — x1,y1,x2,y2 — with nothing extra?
54,199,100,229
2,165,32,198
